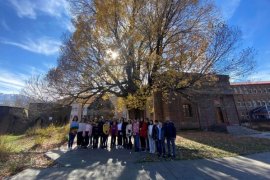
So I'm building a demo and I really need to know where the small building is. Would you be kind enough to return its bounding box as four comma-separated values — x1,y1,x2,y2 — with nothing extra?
153,75,239,130
231,81,270,121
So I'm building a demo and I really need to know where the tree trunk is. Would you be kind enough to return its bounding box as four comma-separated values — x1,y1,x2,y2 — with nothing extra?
128,108,145,120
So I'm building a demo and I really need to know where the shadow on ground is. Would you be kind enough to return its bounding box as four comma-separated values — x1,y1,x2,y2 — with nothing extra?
10,145,270,180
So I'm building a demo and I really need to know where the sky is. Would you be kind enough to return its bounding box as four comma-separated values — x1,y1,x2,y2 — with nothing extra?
0,0,270,94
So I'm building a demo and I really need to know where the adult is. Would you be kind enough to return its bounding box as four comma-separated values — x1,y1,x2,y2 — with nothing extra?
139,118,148,151
110,120,118,148
77,117,86,148
148,120,155,154
92,120,99,149
98,118,104,148
122,118,128,149
132,119,140,152
117,119,123,148
155,121,166,157
126,120,133,149
164,120,176,158
152,120,159,153
102,120,110,148
68,116,79,150
82,117,92,148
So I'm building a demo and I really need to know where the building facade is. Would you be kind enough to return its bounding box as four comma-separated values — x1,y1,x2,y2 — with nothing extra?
154,75,240,130
231,82,270,120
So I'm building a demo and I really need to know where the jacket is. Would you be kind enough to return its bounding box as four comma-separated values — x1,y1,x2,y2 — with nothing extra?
132,122,140,135
139,121,148,138
110,124,118,136
103,123,110,135
126,124,133,137
164,121,176,139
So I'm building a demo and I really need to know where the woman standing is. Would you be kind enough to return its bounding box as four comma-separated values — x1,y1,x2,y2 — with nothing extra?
132,119,140,152
68,116,79,150
139,118,148,152
77,117,86,148
92,120,99,149
83,118,92,148
126,120,133,149
117,119,123,148
148,120,155,154
110,120,118,148
102,120,110,148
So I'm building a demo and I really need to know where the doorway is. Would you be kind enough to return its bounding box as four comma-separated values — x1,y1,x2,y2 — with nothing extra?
216,107,225,123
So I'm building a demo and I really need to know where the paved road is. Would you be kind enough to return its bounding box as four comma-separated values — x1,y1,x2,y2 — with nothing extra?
9,146,270,180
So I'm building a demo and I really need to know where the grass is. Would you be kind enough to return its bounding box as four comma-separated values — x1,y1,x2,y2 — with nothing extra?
0,124,69,178
139,131,270,162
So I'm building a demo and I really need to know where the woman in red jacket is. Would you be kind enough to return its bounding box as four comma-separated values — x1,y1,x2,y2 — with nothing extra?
139,118,148,151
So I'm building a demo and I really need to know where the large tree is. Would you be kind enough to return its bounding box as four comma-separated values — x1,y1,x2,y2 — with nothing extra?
46,0,254,111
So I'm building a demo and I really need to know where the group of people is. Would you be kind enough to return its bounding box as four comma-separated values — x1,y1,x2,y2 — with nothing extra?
68,116,177,158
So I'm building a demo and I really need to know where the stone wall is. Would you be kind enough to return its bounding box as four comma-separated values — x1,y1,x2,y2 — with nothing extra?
0,106,29,134
28,103,72,128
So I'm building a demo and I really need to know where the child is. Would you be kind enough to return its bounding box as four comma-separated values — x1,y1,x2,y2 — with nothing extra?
126,120,133,149
68,116,79,150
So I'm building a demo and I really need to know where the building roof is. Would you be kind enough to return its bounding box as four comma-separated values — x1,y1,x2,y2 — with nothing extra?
231,81,270,86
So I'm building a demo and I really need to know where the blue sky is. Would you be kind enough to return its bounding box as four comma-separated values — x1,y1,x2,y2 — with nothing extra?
0,0,269,94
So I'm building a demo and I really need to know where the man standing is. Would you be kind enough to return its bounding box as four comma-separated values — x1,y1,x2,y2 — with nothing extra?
164,120,176,158
155,121,166,157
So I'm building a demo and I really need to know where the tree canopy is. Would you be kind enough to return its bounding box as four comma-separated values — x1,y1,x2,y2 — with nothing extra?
43,0,254,109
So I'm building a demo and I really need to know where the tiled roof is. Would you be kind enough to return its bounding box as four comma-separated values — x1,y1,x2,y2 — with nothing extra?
231,81,270,86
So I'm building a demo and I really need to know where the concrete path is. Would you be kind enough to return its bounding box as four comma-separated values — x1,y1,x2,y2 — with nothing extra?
9,146,270,180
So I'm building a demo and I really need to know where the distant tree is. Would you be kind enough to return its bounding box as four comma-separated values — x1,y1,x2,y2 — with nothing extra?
45,0,255,115
21,75,61,103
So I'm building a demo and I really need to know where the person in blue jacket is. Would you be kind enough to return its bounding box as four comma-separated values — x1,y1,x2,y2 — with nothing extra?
68,116,79,150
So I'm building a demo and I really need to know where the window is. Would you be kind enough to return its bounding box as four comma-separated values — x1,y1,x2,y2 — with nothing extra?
237,102,241,106
257,101,261,106
248,89,252,94
183,104,192,117
262,101,266,106
254,89,257,94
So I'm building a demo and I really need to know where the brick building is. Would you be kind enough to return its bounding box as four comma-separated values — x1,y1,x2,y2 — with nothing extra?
231,81,270,120
154,75,239,130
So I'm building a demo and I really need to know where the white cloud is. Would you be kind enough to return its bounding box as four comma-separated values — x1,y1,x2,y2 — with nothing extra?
216,0,241,20
0,69,28,94
9,0,70,19
1,37,61,55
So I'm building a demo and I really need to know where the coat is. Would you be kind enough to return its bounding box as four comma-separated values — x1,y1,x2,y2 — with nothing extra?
139,121,148,138
164,122,176,139
110,124,118,136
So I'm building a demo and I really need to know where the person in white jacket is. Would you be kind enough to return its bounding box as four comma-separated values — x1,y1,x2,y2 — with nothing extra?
148,120,155,154
126,120,133,149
